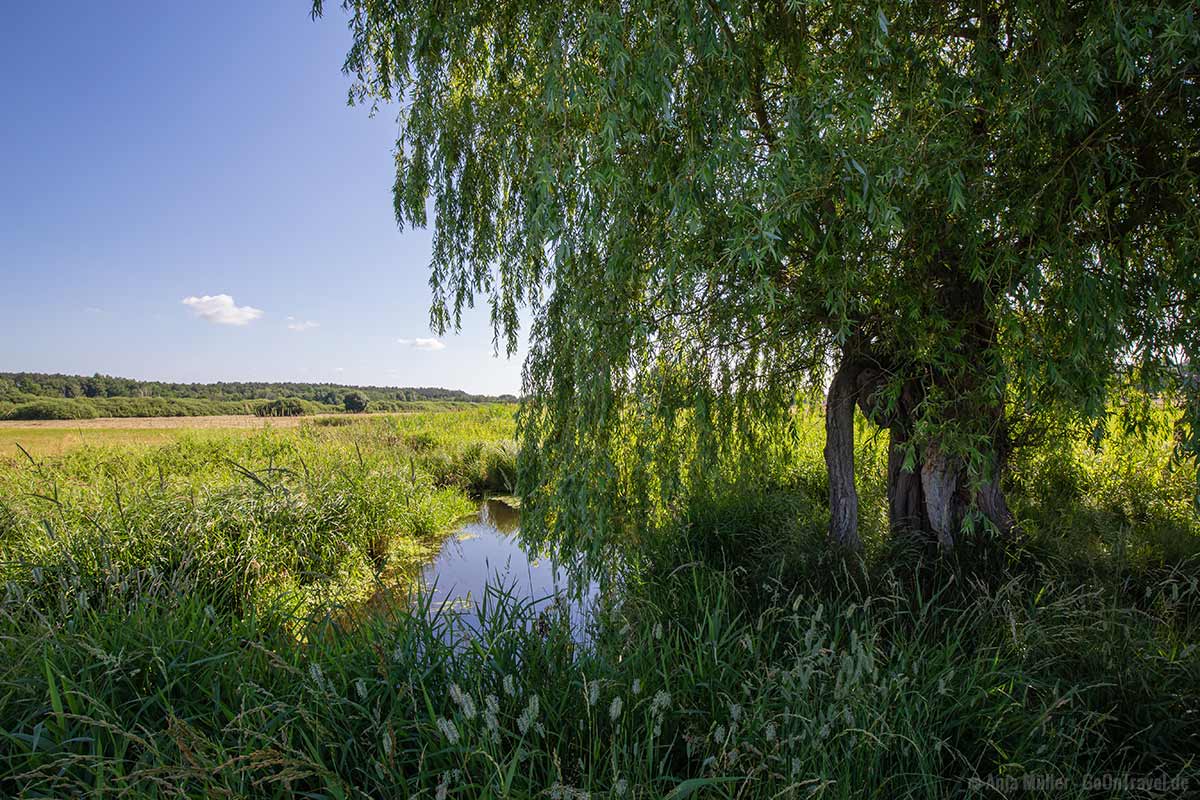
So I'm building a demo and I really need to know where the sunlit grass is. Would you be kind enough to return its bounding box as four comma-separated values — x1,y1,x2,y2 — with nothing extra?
0,403,1197,797
0,426,250,459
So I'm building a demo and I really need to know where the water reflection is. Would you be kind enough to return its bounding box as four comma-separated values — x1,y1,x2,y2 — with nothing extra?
418,499,595,636
478,497,521,533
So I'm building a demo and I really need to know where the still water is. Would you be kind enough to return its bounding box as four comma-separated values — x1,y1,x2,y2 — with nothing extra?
416,498,596,636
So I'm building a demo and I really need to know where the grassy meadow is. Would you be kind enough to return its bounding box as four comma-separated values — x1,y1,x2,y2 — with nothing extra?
0,405,1198,798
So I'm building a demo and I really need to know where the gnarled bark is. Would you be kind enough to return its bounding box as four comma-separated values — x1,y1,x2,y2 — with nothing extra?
975,457,1018,539
887,423,929,533
920,444,965,550
823,354,1018,550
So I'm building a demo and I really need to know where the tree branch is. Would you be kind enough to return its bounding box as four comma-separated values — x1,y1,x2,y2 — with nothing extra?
703,0,777,148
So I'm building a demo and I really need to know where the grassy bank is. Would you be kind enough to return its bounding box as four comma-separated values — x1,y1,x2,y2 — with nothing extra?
1,405,1197,797
0,410,513,624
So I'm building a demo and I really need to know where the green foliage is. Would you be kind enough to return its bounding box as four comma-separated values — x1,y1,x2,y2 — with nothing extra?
321,0,1200,558
253,397,311,417
388,411,520,495
1,397,296,420
0,405,1197,796
313,415,354,427
2,541,1197,796
3,399,99,420
662,402,1199,589
0,373,510,421
343,391,369,413
0,420,485,622
1010,405,1200,573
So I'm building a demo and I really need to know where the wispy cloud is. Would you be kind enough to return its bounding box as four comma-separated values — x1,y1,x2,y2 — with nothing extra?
398,337,446,351
286,316,320,332
182,294,263,326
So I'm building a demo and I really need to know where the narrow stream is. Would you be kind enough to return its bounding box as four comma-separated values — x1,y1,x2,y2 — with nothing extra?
417,498,596,637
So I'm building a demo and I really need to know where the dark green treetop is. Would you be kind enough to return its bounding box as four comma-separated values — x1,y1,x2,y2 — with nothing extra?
344,391,370,413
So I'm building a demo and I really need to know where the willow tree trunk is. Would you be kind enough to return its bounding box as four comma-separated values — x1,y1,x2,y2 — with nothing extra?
920,444,964,549
886,416,929,534
823,356,1017,550
825,360,862,549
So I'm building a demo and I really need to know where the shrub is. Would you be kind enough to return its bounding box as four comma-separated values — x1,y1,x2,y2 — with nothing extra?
2,399,99,420
254,397,307,417
343,391,369,413
312,416,354,427
0,397,293,420
481,442,518,494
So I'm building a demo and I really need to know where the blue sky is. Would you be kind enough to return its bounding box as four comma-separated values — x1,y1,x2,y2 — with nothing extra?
0,2,525,395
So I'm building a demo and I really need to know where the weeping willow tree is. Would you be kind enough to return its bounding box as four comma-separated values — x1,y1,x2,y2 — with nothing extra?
316,0,1199,557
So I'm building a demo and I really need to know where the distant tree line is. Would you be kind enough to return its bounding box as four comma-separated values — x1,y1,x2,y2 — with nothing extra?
0,397,263,421
0,373,516,406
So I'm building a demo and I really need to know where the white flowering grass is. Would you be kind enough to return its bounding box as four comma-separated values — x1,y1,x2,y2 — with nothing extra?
7,553,1195,799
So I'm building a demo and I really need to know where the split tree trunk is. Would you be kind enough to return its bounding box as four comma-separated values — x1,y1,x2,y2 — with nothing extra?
920,444,963,550
886,422,928,534
823,354,1017,550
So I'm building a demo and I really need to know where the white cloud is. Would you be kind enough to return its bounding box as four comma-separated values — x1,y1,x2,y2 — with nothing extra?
397,337,446,351
182,294,263,326
286,316,320,332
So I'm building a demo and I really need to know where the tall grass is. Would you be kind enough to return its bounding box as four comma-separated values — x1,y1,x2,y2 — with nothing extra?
0,405,1197,797
3,554,1196,797
0,412,519,623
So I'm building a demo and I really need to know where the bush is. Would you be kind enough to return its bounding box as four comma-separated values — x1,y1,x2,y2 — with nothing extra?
312,416,354,427
343,391,369,413
89,397,249,417
254,397,307,417
0,397,306,420
2,399,99,420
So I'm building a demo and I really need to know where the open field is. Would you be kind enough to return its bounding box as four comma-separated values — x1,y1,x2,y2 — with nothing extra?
0,412,431,458
0,418,333,460
0,427,251,459
0,413,351,430
7,0,1198,796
